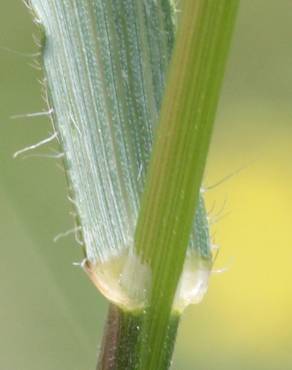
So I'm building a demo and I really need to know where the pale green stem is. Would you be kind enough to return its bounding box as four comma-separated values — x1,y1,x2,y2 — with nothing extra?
134,1,239,369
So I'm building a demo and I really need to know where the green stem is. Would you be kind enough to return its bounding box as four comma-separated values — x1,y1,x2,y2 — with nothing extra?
97,305,179,370
97,305,143,370
134,1,239,369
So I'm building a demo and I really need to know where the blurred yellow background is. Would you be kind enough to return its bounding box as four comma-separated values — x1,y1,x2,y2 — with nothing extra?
0,1,291,369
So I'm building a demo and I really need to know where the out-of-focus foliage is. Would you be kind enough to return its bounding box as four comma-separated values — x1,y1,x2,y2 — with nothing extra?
0,1,291,369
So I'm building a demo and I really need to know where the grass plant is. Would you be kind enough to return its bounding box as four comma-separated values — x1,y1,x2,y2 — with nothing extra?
27,0,239,368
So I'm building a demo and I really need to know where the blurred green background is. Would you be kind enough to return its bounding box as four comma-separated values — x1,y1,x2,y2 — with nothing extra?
1,1,292,369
